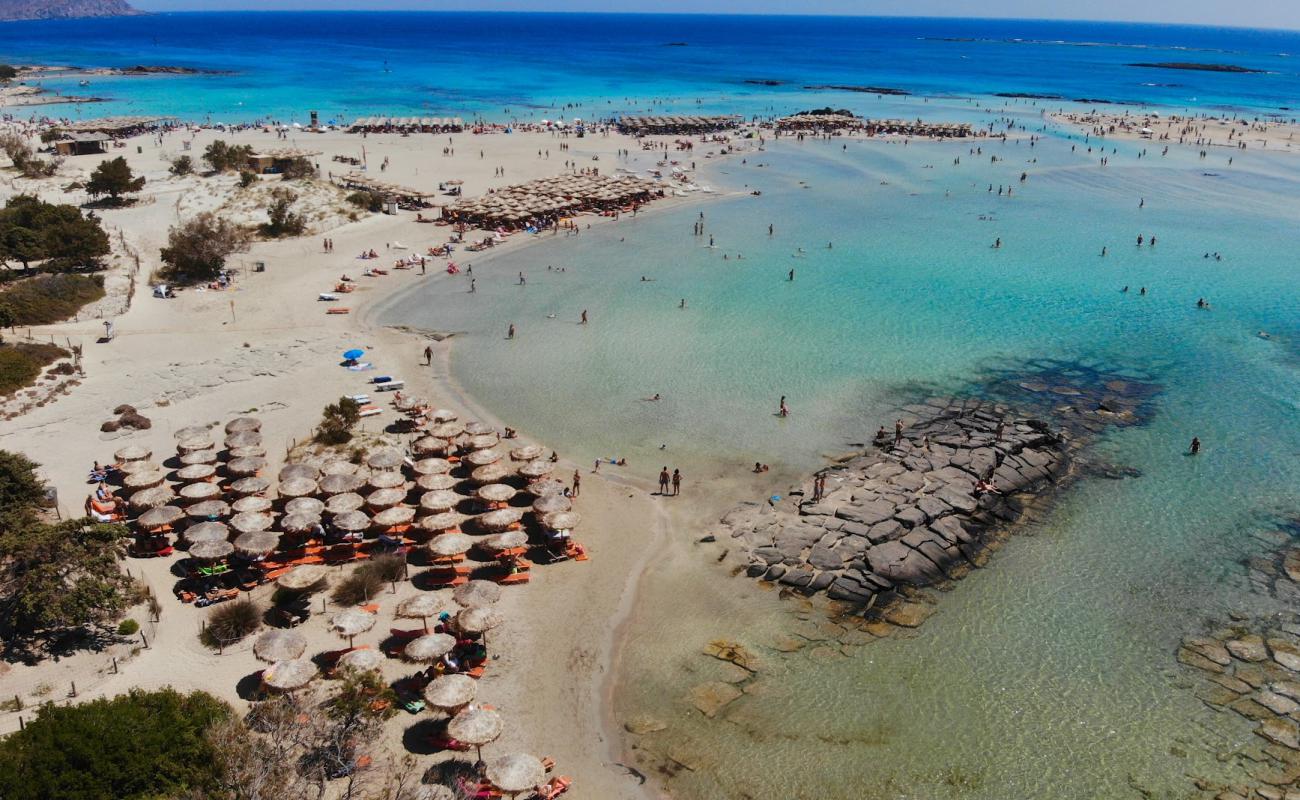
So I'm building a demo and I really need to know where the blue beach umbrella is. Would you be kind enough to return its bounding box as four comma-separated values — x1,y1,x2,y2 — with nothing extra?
343,349,365,361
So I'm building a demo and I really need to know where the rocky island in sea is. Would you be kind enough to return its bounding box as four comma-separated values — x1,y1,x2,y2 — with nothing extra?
0,0,139,21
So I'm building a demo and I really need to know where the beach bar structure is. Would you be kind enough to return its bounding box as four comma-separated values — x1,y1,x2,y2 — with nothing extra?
348,116,465,134
245,148,322,174
777,115,973,138
333,171,432,207
56,116,173,137
442,173,662,230
616,115,742,136
53,132,110,156
776,113,865,132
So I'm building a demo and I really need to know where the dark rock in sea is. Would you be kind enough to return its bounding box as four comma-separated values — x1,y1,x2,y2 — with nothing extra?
803,84,911,96
744,79,783,86
995,92,1064,100
1129,62,1264,74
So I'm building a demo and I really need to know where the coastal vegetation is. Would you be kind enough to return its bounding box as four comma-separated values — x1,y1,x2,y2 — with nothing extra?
314,396,361,444
0,195,111,272
169,154,194,176
158,212,251,284
202,139,254,173
85,156,145,205
0,273,105,324
346,190,384,212
0,133,60,179
260,187,307,237
0,341,71,396
0,64,17,81
198,598,261,650
279,156,316,181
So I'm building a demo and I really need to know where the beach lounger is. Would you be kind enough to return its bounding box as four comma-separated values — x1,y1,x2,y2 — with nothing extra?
358,405,383,418
319,293,340,302
374,380,404,392
326,307,351,315
347,394,371,403
496,571,530,586
346,363,373,372
535,776,572,800
372,375,393,384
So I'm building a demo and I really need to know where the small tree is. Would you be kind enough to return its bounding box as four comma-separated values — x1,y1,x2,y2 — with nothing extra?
169,154,194,176
0,194,110,271
202,139,253,172
279,156,316,181
0,304,12,343
86,156,146,204
0,450,44,516
261,187,306,238
314,397,360,444
159,212,251,284
346,190,383,212
0,133,59,179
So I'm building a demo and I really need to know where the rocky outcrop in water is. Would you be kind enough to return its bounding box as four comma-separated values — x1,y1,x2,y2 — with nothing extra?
0,0,139,20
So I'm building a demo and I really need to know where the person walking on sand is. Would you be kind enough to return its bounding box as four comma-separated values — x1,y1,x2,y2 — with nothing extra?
423,345,433,365
572,469,581,497
469,279,476,293
580,309,588,325
507,324,515,339
658,467,670,495
672,469,682,495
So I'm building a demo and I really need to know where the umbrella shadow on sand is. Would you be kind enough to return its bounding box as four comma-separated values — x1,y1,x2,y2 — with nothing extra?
403,718,455,756
235,670,267,701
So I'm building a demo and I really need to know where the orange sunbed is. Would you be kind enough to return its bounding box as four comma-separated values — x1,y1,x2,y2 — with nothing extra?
326,307,351,315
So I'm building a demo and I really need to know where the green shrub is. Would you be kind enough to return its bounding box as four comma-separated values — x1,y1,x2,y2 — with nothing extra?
0,273,104,325
314,396,360,444
260,188,305,238
199,599,261,650
346,190,383,212
116,618,139,636
238,170,257,188
0,342,67,396
331,568,383,607
169,155,193,176
202,140,253,173
279,156,315,180
369,553,405,583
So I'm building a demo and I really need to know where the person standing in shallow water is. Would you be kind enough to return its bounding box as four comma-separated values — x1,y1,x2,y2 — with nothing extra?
672,469,682,496
658,467,670,495
1189,437,1201,455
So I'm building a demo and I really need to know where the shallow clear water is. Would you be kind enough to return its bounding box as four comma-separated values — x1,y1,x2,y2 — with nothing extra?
376,118,1300,796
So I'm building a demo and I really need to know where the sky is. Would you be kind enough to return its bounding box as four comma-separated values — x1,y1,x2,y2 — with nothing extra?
127,0,1300,31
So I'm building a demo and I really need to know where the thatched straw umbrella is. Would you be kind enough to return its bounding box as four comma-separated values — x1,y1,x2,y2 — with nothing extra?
463,421,494,437
262,658,316,691
416,474,459,492
412,437,448,457
526,478,566,498
117,459,160,476
542,511,580,532
456,606,504,637
177,436,215,455
177,463,216,482
184,521,229,545
412,457,452,476
517,460,553,480
330,608,376,647
402,633,455,663
447,708,503,760
279,463,320,482
464,448,502,468
509,444,543,462
225,417,262,434
367,487,405,510
277,564,328,593
230,511,274,534
416,512,463,537
280,512,321,535
124,469,167,490
230,475,271,497
374,506,415,528
429,422,465,440
226,456,266,478
423,674,476,711
336,648,385,672
480,530,527,552
453,580,501,608
224,431,263,450
138,505,183,531
319,473,364,496
285,496,325,517
174,425,210,441
235,530,279,557
321,460,360,476
332,510,371,533
477,508,523,533
228,445,267,459
429,408,459,422
180,449,218,466
475,484,516,505
419,490,459,513
186,500,230,521
470,463,510,485
531,495,571,516
368,471,405,491
326,492,365,515
190,539,234,561
232,494,272,513
397,593,446,631
115,444,151,462
367,448,404,471
279,477,319,499
254,629,307,663
428,532,473,558
179,481,222,502
486,754,546,797
466,434,499,451
395,394,425,412
129,485,176,512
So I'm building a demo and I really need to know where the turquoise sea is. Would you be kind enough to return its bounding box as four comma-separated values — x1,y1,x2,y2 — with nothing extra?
8,11,1300,798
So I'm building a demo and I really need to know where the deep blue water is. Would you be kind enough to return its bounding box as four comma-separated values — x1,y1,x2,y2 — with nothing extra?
2,13,1299,122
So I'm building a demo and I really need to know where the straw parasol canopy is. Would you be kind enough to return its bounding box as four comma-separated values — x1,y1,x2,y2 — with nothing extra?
321,460,359,476
428,532,473,557
124,469,166,490
471,463,510,485
225,417,262,434
184,520,229,545
517,460,553,480
457,606,504,635
453,580,501,607
477,508,523,532
447,707,503,746
486,754,546,794
117,459,160,476
224,431,263,450
226,456,266,477
429,408,459,422
332,510,371,533
186,499,230,521
234,530,279,556
230,511,274,534
232,494,272,513
177,463,216,482
417,512,463,535
262,658,316,691
542,511,580,532
230,476,271,496
367,448,405,471
336,648,385,672
190,539,234,561
330,609,376,642
412,457,452,476
464,448,502,467
277,564,328,592
326,492,365,514
476,484,516,504
374,506,415,527
463,421,495,437
279,463,320,482
228,445,267,459
254,629,307,663
180,481,222,502
367,487,405,510
417,473,459,492
429,422,465,440
180,449,218,466
531,495,571,515
412,437,449,457
280,512,321,535
177,436,215,454
138,505,183,531
525,478,566,497
368,471,405,490
285,496,325,517
403,633,456,663
466,434,499,451
481,530,528,552
115,444,151,462
419,490,459,513
397,593,447,623
174,425,210,441
424,673,476,710
395,394,425,412
279,477,319,499
319,473,364,495
129,485,176,511
510,444,543,462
